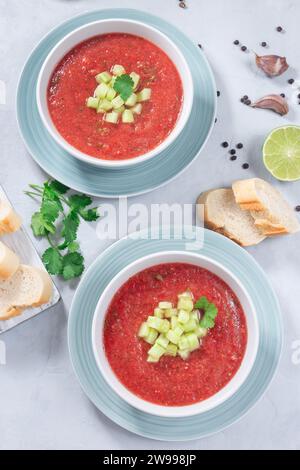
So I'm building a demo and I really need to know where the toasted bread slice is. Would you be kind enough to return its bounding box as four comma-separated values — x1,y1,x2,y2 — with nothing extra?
0,241,20,280
0,265,52,321
197,189,266,246
0,199,22,235
232,178,300,235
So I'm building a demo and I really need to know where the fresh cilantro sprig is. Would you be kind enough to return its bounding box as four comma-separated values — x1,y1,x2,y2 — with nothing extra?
194,296,218,329
113,74,134,101
25,180,100,280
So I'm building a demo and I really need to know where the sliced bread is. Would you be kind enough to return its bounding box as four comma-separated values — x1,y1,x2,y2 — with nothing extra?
0,265,53,321
0,241,20,280
0,199,22,235
232,178,300,235
197,189,266,246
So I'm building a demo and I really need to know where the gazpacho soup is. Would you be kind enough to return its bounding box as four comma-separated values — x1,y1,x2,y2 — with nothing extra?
47,33,183,161
103,263,248,407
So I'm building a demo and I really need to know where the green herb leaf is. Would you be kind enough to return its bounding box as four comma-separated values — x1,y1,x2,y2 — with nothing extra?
79,207,99,221
68,194,92,211
48,180,69,194
61,210,80,246
194,296,218,329
42,247,64,275
31,212,48,236
62,252,84,280
68,241,80,253
113,74,134,101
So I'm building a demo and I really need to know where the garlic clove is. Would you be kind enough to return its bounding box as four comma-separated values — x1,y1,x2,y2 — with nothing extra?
255,54,289,77
251,94,289,116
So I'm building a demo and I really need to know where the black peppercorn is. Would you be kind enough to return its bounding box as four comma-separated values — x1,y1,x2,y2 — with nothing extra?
276,26,283,32
288,78,294,84
280,93,285,98
261,41,267,47
241,45,247,52
230,155,237,161
242,163,249,169
295,205,300,212
217,90,221,97
221,141,229,148
233,40,239,45
236,143,243,149
245,99,251,105
229,149,236,155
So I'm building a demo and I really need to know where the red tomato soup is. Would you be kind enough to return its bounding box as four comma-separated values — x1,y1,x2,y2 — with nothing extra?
103,263,248,407
47,34,183,160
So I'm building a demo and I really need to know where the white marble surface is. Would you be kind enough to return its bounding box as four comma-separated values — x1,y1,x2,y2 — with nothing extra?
1,0,300,450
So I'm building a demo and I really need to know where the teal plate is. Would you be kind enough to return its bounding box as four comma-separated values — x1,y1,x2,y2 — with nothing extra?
68,227,283,441
16,9,216,198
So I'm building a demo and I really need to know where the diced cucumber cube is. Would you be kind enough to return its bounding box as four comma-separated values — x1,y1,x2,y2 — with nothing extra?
106,88,117,101
178,335,190,351
137,88,152,102
125,93,137,107
191,309,200,321
111,95,125,109
145,328,158,345
166,326,183,345
178,349,190,360
154,308,163,318
158,302,173,309
164,308,178,318
130,72,140,90
86,97,99,109
165,344,177,357
171,316,179,329
98,99,113,112
156,334,169,349
182,318,198,333
138,322,149,338
132,103,142,115
178,309,190,324
110,76,116,87
177,297,194,312
186,333,199,351
112,64,126,76
95,71,112,84
178,291,194,300
195,326,208,338
148,343,165,360
94,83,109,99
147,355,159,363
104,111,119,124
147,317,169,334
122,109,134,123
114,105,125,114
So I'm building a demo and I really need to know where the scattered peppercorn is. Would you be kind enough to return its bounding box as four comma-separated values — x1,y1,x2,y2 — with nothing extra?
288,78,294,84
276,26,283,32
261,41,267,47
229,149,236,155
236,143,243,149
245,99,251,105
243,95,248,100
217,90,221,97
297,94,300,99
221,141,229,148
233,40,239,45
230,155,237,161
215,117,217,123
198,44,202,49
242,163,249,169
295,205,300,212
179,1,187,8
280,93,285,98
241,45,247,52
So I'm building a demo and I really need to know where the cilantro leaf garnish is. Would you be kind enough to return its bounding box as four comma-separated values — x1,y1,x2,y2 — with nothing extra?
113,74,134,101
42,247,64,275
25,180,100,281
194,296,218,329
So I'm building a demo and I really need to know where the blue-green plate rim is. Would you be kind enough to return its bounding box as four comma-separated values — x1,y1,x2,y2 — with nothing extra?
16,8,217,198
68,227,283,441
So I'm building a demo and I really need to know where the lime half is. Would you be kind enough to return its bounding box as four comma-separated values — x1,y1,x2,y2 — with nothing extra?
263,126,300,181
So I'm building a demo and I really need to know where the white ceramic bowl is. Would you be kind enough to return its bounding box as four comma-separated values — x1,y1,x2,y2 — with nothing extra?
92,251,259,418
36,19,194,168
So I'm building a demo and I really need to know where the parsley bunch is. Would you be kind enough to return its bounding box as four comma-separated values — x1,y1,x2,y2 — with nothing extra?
25,180,100,280
194,296,218,329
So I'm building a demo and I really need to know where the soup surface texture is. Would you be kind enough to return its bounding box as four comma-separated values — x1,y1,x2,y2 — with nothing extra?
48,33,183,160
103,263,248,407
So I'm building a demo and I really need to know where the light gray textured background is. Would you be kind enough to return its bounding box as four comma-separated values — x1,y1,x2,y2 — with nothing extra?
0,0,300,450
